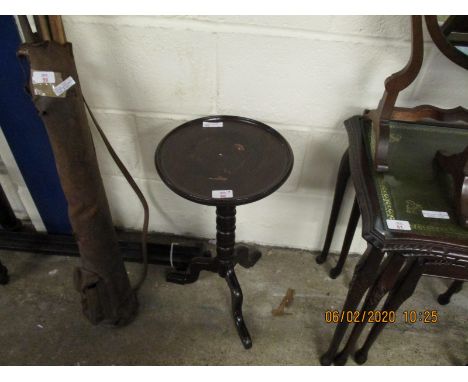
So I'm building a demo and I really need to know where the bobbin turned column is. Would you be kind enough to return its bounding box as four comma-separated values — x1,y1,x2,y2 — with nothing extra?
216,206,236,268
216,205,252,349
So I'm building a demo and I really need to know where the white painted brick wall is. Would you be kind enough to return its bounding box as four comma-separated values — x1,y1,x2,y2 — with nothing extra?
49,15,468,253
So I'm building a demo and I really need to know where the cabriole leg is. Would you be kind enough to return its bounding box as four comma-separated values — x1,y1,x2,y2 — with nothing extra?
354,259,424,365
319,244,384,365
317,149,351,264
330,197,360,279
438,280,463,305
333,254,405,365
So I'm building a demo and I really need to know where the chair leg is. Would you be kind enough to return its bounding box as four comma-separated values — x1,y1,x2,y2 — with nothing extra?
333,254,405,365
354,258,424,365
317,149,351,264
438,280,463,305
319,244,384,366
329,197,360,279
0,260,9,285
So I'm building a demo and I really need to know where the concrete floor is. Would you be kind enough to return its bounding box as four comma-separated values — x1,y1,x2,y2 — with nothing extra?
0,244,466,365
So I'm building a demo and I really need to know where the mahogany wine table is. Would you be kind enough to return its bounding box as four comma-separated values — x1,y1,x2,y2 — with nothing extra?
155,115,294,348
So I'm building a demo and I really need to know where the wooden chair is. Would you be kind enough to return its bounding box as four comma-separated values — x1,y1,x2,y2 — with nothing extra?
318,15,468,366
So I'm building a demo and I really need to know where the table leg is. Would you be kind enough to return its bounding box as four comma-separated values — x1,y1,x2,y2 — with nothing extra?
166,205,256,348
333,253,406,365
438,280,463,305
330,197,360,279
224,266,252,349
317,149,351,264
320,243,384,366
166,256,218,284
216,205,253,349
354,258,424,365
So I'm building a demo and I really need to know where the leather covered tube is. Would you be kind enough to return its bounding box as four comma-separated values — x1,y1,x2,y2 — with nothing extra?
18,41,138,326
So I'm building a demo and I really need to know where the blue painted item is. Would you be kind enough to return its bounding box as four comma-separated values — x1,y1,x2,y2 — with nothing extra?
0,16,71,233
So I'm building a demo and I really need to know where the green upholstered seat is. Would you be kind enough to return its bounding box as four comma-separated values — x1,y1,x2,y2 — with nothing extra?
364,121,468,240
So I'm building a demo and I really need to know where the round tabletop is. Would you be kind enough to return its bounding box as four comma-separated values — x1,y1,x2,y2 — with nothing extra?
155,115,294,206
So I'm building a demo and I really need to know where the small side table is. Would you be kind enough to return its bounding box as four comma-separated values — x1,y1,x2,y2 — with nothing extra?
155,115,293,349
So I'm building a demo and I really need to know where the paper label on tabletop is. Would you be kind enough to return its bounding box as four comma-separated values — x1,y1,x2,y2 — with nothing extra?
53,76,76,96
212,190,233,199
422,210,450,219
32,71,55,84
203,121,223,128
386,219,411,231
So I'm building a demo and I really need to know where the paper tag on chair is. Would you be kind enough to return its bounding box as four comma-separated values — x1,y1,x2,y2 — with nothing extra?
53,76,76,96
422,210,450,219
212,190,233,199
386,219,411,231
32,71,56,84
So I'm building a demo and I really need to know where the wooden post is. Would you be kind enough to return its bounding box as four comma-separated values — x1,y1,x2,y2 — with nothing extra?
48,16,67,44
33,15,51,41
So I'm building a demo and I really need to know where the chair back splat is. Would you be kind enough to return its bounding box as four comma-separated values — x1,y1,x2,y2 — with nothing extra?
366,16,468,173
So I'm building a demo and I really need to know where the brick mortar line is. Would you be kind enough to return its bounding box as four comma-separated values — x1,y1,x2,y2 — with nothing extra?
88,107,348,135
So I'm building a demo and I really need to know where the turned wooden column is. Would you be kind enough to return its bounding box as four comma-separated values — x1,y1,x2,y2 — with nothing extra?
216,206,236,267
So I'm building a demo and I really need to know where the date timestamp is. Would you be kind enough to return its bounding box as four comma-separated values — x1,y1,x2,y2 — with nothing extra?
324,310,439,324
